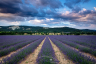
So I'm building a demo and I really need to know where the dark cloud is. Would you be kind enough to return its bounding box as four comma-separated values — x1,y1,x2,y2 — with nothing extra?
39,0,63,9
54,13,80,21
0,2,22,14
28,0,63,9
64,0,91,13
79,10,92,15
0,0,21,4
64,0,80,9
64,0,91,8
0,0,22,14
72,6,81,13
64,2,73,9
92,11,96,16
0,0,63,17
0,0,40,17
18,6,39,17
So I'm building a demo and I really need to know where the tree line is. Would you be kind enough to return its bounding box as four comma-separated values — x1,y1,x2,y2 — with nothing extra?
0,31,96,35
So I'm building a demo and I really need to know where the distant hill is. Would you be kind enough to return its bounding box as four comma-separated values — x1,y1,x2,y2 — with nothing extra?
37,27,80,33
0,26,43,32
0,26,96,33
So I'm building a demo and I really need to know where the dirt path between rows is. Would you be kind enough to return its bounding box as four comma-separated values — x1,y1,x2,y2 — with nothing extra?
0,42,32,62
48,37,74,64
19,37,46,64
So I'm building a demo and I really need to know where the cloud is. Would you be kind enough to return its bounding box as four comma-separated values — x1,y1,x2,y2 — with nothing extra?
0,14,36,22
0,13,15,17
62,11,70,15
64,0,91,13
64,0,91,8
52,8,96,26
94,7,96,11
27,0,63,9
0,0,39,17
0,0,63,17
0,20,20,26
28,19,43,25
0,0,21,3
80,10,92,15
0,0,22,14
73,24,96,30
46,18,54,21
0,5,96,26
72,6,81,13
83,8,87,11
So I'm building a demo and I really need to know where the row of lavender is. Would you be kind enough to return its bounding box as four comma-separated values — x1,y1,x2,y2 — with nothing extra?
0,35,29,47
0,36,45,64
0,35,40,50
50,35,96,56
49,36,96,64
36,37,59,64
56,35,96,49
0,35,44,57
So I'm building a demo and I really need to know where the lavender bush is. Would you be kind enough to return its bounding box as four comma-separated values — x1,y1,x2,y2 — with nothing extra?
36,37,59,64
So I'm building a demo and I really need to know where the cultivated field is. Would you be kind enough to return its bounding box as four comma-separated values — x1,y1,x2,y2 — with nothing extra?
0,35,96,64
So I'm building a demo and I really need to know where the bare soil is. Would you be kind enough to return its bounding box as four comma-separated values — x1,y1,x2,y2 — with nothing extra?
19,37,46,64
48,37,74,64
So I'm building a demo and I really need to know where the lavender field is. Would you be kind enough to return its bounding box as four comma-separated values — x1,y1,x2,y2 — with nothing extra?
0,35,96,64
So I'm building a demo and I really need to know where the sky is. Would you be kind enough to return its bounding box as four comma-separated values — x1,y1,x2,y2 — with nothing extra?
0,0,96,30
